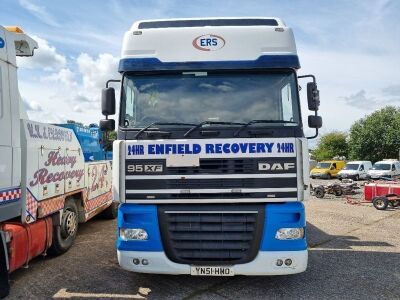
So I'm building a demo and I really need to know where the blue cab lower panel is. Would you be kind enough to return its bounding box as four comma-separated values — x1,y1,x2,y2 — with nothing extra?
116,202,307,253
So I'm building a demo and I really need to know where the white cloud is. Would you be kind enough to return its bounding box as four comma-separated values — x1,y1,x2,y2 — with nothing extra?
18,41,120,125
77,53,119,92
73,105,83,113
23,98,42,112
18,0,59,27
17,36,66,71
42,68,77,87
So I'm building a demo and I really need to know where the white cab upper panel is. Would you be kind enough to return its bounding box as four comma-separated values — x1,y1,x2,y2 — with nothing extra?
121,17,297,62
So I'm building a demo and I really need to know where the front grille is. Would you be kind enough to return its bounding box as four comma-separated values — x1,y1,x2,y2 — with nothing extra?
169,159,256,174
158,204,265,265
125,157,297,175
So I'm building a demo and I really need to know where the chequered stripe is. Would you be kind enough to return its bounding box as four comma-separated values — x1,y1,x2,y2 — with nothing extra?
84,191,113,212
38,196,65,217
26,189,38,223
0,187,21,205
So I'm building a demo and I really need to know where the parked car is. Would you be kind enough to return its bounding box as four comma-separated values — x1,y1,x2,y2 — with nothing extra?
367,160,400,179
337,161,372,181
310,160,346,179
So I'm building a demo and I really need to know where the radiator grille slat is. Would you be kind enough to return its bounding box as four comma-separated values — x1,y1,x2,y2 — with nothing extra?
158,204,264,265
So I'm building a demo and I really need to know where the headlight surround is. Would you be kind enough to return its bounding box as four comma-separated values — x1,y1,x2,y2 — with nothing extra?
275,227,305,240
120,228,148,241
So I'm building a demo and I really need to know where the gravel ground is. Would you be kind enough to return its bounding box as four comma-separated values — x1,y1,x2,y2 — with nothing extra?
7,179,400,299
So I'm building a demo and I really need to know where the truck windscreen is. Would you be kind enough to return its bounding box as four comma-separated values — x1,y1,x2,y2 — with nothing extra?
121,71,300,128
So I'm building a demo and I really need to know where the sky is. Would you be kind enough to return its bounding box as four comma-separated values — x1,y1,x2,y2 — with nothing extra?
2,0,400,136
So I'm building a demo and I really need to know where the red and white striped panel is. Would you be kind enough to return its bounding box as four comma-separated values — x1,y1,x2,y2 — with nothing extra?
26,189,38,223
38,196,65,217
0,187,21,205
84,190,113,212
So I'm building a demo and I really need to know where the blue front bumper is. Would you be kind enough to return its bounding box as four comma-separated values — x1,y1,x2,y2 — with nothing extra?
116,202,307,253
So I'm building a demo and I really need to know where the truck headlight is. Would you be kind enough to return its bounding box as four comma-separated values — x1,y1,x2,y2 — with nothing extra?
120,228,148,241
275,228,304,240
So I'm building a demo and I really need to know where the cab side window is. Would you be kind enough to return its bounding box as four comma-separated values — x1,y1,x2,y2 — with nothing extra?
332,163,337,169
359,165,364,171
391,164,396,171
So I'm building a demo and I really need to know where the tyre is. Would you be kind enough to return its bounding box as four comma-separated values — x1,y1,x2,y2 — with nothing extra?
354,175,359,181
326,173,331,180
101,202,119,219
48,199,79,256
314,186,325,198
373,196,389,210
0,236,10,299
333,187,343,196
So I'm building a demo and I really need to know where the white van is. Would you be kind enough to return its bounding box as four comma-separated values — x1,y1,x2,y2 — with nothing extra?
367,160,400,179
337,161,372,181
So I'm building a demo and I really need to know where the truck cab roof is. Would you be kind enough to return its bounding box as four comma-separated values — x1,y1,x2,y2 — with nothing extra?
120,17,299,72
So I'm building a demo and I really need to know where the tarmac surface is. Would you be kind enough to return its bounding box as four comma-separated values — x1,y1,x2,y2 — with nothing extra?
7,179,400,299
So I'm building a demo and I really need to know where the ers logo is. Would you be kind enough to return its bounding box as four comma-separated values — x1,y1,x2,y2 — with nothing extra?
192,34,225,51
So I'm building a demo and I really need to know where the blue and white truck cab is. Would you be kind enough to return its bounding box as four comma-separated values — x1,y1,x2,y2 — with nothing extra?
100,17,322,276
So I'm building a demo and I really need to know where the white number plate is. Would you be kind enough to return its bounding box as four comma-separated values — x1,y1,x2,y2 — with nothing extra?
190,266,234,276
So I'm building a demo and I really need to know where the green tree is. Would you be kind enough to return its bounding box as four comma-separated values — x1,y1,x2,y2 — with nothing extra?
313,131,348,161
103,130,117,151
348,106,400,162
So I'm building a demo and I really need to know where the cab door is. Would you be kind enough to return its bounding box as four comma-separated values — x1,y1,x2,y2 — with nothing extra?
0,50,12,190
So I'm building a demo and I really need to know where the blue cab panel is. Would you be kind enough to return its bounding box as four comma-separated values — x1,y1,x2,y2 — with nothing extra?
117,204,163,251
119,55,300,73
260,202,307,251
57,123,112,162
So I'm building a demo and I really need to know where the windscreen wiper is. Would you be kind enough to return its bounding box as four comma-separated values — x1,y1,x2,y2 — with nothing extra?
234,119,297,137
134,122,196,139
184,121,246,137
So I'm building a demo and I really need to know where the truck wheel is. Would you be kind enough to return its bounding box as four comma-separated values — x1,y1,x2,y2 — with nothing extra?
48,200,79,256
354,175,359,181
373,196,389,210
314,186,325,198
326,173,331,179
101,202,119,219
0,235,10,299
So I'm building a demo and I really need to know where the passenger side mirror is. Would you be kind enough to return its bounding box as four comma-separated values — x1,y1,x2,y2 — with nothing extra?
99,119,115,131
307,82,320,111
308,115,322,129
102,87,116,116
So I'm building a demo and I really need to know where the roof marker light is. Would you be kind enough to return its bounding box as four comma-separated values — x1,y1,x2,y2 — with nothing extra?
5,26,24,33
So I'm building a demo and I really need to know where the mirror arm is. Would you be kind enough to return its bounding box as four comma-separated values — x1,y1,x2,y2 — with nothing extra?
298,74,316,83
106,79,121,88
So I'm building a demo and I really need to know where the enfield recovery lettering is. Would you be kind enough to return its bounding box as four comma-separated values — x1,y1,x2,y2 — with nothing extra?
127,142,294,156
29,151,84,187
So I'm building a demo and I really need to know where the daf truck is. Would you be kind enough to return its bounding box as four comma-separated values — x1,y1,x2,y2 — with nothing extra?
0,26,117,297
100,17,322,276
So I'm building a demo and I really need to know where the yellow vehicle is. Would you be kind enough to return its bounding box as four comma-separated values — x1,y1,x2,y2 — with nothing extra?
310,160,346,179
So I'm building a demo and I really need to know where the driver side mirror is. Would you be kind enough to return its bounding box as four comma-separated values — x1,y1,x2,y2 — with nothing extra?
99,119,115,131
308,115,322,129
307,82,320,111
102,87,116,116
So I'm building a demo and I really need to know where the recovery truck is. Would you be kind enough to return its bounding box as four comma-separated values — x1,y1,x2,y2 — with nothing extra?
0,26,116,297
100,17,322,276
